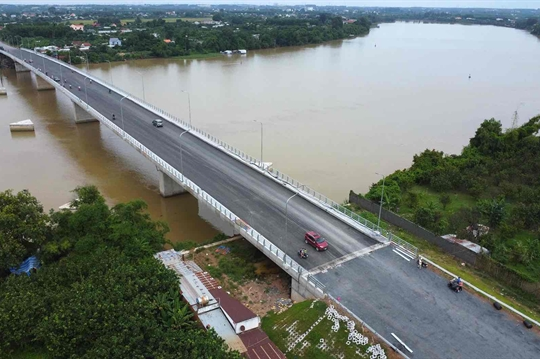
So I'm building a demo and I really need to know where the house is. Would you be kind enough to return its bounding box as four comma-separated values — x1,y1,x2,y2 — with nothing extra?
164,39,172,43
109,38,121,46
70,24,84,31
154,250,285,359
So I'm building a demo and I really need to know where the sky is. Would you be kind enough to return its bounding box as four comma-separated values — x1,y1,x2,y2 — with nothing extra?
1,1,539,10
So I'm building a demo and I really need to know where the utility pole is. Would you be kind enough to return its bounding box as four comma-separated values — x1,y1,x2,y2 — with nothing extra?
376,173,386,232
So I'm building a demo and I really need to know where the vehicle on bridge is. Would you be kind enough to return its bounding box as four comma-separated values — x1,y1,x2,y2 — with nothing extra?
305,231,328,251
152,119,163,128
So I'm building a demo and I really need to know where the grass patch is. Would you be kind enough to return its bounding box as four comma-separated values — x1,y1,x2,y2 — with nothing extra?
399,185,476,220
350,205,540,322
263,300,382,359
205,240,265,285
69,19,95,25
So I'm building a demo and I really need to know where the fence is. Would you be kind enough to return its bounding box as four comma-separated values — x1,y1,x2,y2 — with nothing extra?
349,192,478,264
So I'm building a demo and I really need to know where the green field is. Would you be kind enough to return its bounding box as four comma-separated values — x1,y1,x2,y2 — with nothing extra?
69,19,95,25
399,185,476,220
262,300,386,359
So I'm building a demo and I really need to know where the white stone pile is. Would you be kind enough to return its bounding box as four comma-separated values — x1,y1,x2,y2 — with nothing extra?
367,344,387,359
325,305,368,346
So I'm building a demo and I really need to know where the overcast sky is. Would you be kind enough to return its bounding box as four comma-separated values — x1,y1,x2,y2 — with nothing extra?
1,1,539,9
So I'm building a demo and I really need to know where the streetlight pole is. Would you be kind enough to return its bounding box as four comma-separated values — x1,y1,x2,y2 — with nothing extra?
120,95,129,134
253,120,263,168
179,129,190,180
84,52,89,72
83,76,89,106
181,90,191,127
136,70,145,101
106,60,113,85
285,192,298,241
375,172,386,232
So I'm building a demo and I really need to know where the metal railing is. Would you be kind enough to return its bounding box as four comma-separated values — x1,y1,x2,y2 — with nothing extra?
9,47,416,275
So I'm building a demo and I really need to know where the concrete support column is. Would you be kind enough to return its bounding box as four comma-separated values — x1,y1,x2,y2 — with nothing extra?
35,75,55,91
291,276,315,302
72,101,97,123
158,170,186,197
14,62,30,73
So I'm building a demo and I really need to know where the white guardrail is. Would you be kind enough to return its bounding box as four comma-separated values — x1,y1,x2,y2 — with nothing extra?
3,48,318,289
13,47,418,259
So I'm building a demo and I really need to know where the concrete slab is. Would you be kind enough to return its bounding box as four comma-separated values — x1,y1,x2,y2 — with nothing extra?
315,246,540,359
9,119,34,132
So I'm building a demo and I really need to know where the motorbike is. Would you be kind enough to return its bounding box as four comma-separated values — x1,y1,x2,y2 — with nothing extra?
448,278,463,293
298,249,308,259
112,114,116,121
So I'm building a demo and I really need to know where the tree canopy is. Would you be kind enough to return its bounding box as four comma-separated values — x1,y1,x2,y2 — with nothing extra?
364,115,540,280
0,186,240,358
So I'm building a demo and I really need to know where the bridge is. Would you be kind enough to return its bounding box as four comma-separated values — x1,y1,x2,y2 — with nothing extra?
2,44,540,359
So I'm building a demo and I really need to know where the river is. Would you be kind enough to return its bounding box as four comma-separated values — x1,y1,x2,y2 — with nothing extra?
1,22,539,243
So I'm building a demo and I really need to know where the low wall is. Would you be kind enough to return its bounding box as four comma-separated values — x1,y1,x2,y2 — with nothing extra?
350,192,540,299
349,192,478,264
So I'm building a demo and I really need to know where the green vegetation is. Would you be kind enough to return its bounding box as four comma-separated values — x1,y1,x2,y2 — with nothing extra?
0,13,371,65
262,300,384,359
362,115,540,281
171,233,227,251
0,186,240,359
203,240,265,285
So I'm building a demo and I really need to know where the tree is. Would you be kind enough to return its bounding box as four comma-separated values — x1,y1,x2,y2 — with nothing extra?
331,17,343,30
0,190,49,273
0,187,240,358
440,193,451,210
477,197,506,228
213,13,223,22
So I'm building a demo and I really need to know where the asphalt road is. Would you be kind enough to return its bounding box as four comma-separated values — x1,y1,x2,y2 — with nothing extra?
4,46,379,270
316,246,540,359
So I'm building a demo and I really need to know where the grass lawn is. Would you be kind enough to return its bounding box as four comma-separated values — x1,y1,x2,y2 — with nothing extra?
349,205,540,323
399,185,476,219
262,300,387,359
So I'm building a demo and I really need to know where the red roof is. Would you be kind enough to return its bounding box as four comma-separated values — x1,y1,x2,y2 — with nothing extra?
209,288,257,323
240,328,286,359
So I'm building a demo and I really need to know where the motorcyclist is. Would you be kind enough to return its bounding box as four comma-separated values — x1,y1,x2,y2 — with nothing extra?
299,248,307,258
112,114,116,121
108,89,111,94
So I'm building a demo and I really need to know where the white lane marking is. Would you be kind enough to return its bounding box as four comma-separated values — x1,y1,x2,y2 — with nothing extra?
307,242,389,275
393,246,415,260
391,333,413,353
392,249,411,262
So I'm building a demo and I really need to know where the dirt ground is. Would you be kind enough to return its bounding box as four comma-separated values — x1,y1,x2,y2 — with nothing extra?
192,243,293,317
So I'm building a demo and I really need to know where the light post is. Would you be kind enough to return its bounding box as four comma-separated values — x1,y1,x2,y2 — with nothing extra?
180,90,191,127
84,52,89,72
179,129,190,180
120,95,129,134
135,70,145,101
285,192,298,241
253,120,263,168
59,61,63,84
106,60,113,84
83,76,89,106
15,36,22,58
42,55,46,73
375,172,386,232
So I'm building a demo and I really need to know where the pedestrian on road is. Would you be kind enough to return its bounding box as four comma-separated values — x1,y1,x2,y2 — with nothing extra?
417,257,423,269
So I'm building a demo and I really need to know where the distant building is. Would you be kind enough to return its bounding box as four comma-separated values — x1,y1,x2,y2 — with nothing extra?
70,24,84,31
109,37,122,46
163,39,172,43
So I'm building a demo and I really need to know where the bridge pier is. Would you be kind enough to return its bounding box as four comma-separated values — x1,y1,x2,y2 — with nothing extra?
35,75,55,91
158,170,186,197
72,101,97,123
14,62,30,73
291,276,317,302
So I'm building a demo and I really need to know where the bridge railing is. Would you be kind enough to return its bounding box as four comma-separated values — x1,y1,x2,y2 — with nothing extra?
7,50,318,290
17,48,416,260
